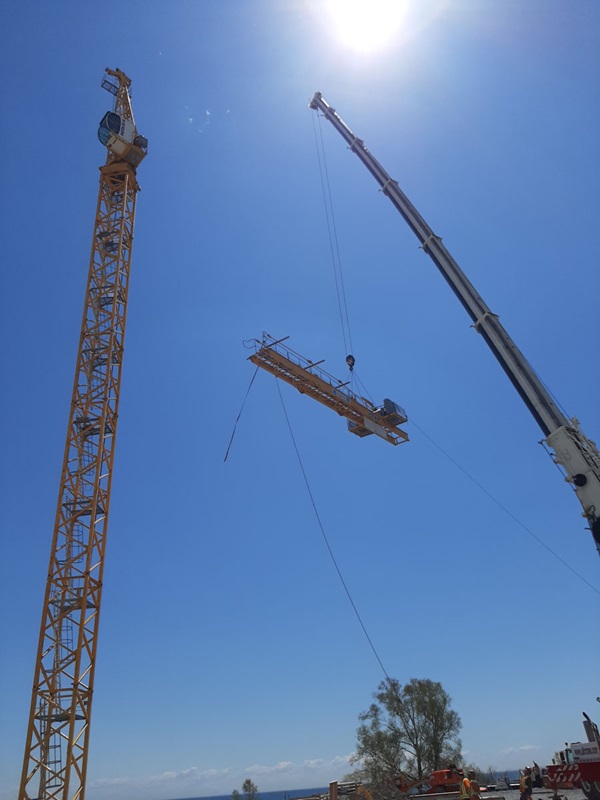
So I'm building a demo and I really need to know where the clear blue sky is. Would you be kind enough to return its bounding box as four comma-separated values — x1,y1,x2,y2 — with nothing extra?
1,2,599,800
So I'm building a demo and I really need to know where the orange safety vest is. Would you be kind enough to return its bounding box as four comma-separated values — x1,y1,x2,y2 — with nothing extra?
520,775,532,796
459,778,471,799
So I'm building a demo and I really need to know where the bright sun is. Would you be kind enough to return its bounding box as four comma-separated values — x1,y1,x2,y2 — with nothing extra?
326,0,406,53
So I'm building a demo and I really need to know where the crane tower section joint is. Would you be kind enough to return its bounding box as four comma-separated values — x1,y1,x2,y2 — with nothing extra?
249,334,409,446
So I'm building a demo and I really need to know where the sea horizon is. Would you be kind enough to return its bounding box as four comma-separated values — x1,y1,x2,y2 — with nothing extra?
167,788,329,800
165,772,527,800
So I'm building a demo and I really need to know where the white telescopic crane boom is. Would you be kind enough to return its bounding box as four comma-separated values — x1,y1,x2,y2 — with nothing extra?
310,91,600,556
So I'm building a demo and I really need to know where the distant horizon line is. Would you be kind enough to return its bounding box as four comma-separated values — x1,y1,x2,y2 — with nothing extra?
168,772,529,800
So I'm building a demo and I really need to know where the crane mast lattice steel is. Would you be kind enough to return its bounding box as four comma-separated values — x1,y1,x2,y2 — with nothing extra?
19,68,147,800
310,92,600,556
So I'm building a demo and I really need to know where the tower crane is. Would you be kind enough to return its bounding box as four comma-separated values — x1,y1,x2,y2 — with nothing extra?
309,92,600,557
19,68,147,800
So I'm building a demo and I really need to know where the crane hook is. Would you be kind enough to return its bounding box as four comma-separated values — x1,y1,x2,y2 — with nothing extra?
346,354,355,371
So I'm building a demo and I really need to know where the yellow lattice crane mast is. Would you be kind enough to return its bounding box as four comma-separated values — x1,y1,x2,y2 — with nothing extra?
19,68,147,800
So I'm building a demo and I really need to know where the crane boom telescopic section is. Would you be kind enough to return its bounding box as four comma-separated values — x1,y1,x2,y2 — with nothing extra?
309,92,600,555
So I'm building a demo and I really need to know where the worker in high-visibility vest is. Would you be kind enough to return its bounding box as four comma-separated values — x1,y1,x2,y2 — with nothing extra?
468,771,481,800
459,770,480,800
459,772,472,800
520,767,533,800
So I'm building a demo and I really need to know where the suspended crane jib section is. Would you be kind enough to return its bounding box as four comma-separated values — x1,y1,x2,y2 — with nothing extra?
249,334,409,446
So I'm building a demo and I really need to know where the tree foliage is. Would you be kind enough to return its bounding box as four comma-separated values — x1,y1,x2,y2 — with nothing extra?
354,678,462,785
232,779,260,800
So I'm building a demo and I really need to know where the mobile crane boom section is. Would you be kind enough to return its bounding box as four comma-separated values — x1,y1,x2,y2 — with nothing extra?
249,334,409,446
309,92,600,554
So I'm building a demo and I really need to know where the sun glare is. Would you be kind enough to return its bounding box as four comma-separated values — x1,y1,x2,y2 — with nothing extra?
326,0,406,53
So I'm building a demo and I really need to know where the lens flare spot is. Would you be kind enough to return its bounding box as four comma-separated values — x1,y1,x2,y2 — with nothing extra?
326,0,406,52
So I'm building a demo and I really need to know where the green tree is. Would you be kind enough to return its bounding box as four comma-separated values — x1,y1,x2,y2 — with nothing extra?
354,678,462,785
233,779,260,800
242,779,259,800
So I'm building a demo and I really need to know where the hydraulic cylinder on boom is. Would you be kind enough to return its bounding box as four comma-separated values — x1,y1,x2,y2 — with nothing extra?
309,91,600,557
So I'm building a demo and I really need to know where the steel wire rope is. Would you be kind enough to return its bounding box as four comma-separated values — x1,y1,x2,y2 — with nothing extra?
223,364,260,462
536,369,572,423
409,415,600,596
313,113,394,408
275,377,393,681
312,110,354,361
511,338,579,425
491,332,578,427
350,370,375,406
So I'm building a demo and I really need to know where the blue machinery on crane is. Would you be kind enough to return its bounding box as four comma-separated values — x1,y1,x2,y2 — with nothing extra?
249,334,408,446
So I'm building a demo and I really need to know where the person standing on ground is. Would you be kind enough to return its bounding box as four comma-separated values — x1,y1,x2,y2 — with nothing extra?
467,771,481,800
520,767,533,800
459,772,472,800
